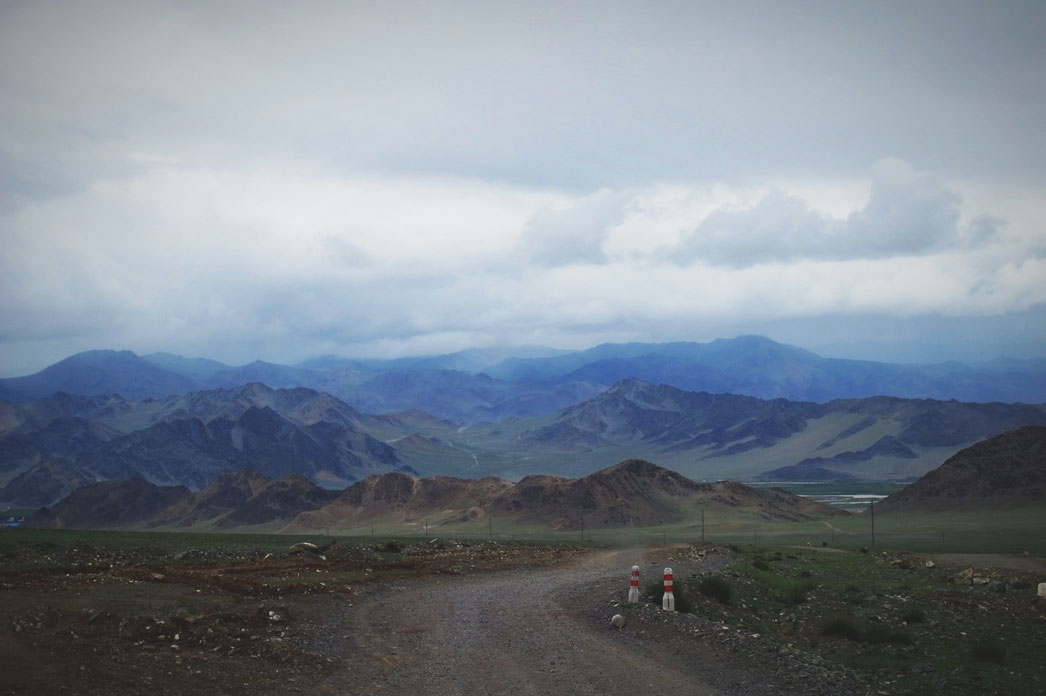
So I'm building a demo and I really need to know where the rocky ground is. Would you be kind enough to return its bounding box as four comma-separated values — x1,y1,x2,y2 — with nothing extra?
1,534,1043,695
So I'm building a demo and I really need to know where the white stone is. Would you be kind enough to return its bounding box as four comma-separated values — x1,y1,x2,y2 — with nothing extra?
1038,582,1046,599
611,614,625,628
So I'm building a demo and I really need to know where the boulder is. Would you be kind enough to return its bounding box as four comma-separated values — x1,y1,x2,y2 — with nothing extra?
953,567,975,584
987,581,1005,593
1038,582,1046,599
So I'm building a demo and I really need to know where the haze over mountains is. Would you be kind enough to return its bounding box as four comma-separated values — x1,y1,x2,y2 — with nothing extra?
1,336,1045,509
3,336,1045,421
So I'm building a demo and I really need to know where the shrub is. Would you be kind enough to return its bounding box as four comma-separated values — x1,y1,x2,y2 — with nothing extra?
865,624,913,645
901,608,926,624
971,640,1006,664
822,614,863,641
752,559,770,571
698,576,733,605
779,579,816,605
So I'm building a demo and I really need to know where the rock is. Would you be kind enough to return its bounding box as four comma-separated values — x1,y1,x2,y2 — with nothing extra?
972,576,989,585
890,559,913,570
860,547,869,554
987,581,1005,593
925,560,935,568
611,614,625,628
375,541,404,553
954,567,975,584
288,542,319,555
1038,582,1046,599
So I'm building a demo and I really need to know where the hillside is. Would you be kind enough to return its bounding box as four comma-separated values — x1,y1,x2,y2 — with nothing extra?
0,385,409,506
877,426,1046,510
29,468,340,529
488,379,1046,482
286,459,844,533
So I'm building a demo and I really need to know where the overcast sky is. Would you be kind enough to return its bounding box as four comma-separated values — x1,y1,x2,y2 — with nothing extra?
2,0,1045,376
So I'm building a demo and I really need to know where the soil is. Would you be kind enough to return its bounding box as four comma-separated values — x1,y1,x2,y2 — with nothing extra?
2,538,1041,695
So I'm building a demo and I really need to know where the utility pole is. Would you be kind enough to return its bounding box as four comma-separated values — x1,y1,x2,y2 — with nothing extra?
701,507,705,543
870,500,876,548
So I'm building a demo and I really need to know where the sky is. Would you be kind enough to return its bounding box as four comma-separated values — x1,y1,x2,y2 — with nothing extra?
1,0,1045,376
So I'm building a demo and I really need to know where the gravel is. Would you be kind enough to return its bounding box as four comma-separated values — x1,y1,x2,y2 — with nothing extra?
290,545,875,696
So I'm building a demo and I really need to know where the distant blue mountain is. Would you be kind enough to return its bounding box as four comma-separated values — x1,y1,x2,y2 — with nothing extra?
2,337,1044,415
485,335,1046,404
0,350,194,402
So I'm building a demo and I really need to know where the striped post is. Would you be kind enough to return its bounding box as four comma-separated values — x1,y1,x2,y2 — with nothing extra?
628,565,640,604
662,567,675,612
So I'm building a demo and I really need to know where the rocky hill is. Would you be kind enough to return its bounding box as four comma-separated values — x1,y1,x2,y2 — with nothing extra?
877,426,1046,510
287,459,845,533
29,468,340,529
0,385,409,506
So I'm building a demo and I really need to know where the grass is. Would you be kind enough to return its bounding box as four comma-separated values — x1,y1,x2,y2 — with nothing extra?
697,576,732,604
682,543,1045,695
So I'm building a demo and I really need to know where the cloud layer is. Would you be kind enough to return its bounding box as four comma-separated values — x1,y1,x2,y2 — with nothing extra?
1,1,1045,373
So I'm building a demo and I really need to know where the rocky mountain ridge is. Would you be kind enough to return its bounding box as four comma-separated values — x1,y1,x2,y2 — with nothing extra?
32,460,845,532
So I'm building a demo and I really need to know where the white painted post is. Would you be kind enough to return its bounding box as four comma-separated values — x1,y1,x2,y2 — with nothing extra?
663,567,675,612
628,565,640,604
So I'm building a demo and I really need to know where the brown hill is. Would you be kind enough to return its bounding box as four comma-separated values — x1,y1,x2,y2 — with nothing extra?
290,474,513,530
878,426,1046,510
287,459,844,532
489,459,844,530
30,477,190,529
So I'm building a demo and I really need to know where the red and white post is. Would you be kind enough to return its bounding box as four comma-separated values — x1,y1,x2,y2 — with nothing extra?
628,565,640,604
662,567,675,611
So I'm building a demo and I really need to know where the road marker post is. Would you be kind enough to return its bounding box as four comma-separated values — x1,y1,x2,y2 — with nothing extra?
663,567,675,612
628,565,640,604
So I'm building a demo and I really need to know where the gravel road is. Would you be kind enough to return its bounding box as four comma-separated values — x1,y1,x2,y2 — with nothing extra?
298,547,871,696
309,549,719,695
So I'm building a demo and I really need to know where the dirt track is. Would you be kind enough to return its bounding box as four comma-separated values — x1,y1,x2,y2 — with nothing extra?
306,550,719,695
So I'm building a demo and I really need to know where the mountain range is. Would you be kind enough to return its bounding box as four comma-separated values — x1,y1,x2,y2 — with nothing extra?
3,336,1045,423
2,336,1045,509
30,459,846,532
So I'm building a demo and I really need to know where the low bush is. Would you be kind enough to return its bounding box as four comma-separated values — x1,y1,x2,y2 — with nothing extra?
864,624,913,645
822,614,863,641
697,576,733,605
901,608,926,624
971,640,1006,664
752,559,770,571
779,579,816,605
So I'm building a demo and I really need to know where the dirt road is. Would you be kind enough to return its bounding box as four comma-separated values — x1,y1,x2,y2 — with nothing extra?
308,549,721,695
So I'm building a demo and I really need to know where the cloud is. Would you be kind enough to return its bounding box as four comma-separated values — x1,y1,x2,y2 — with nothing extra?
518,188,627,266
670,160,999,267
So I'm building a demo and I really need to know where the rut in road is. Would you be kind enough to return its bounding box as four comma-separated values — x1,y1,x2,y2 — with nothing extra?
313,550,719,695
